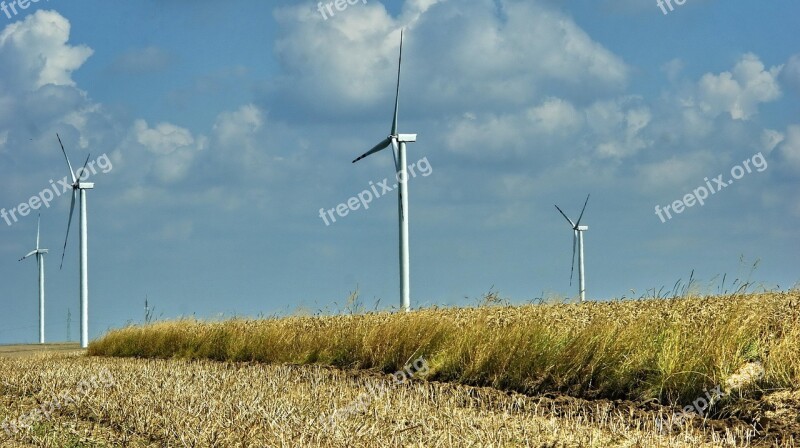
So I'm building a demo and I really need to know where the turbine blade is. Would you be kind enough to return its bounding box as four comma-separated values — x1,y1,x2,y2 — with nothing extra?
554,204,575,227
57,133,77,184
391,139,400,172
570,231,577,286
575,194,590,227
391,29,403,136
36,214,41,250
60,189,76,270
77,153,91,182
352,137,392,163
19,250,37,262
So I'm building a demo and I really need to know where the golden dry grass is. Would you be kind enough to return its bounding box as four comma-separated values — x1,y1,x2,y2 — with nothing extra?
0,352,777,447
90,292,800,409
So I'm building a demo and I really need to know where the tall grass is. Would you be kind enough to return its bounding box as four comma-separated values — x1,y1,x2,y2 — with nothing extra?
89,292,800,408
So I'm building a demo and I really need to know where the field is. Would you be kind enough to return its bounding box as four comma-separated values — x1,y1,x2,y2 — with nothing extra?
0,344,81,359
1,292,799,446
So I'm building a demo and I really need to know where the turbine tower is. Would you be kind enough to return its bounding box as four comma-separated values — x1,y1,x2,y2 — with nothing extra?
555,194,590,301
19,214,48,344
57,134,94,348
352,30,417,312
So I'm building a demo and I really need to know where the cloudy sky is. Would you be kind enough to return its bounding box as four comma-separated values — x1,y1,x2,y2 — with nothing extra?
0,0,798,343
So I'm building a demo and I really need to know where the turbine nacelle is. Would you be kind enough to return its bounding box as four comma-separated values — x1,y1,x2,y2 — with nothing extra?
576,225,588,231
20,249,47,261
397,134,417,143
77,182,95,190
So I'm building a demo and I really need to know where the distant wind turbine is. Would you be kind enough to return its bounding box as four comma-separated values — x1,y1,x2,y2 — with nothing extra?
555,194,590,302
19,214,48,344
351,30,417,312
57,134,94,348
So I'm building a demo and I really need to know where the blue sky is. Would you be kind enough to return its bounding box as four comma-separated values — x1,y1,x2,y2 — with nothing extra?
0,0,798,344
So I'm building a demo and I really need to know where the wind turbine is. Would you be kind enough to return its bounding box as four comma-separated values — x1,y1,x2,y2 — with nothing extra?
555,194,590,302
352,30,417,312
19,214,48,344
57,134,94,348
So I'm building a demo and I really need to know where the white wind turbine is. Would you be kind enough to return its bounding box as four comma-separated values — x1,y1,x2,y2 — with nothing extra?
555,194,590,302
57,134,94,348
352,30,417,312
19,214,49,344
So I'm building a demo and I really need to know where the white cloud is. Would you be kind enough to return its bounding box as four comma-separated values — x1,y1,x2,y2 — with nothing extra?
586,97,651,158
213,104,263,149
446,97,583,155
636,151,716,191
527,98,584,135
0,10,93,91
135,120,195,155
446,95,651,160
761,129,784,154
778,124,800,171
271,0,628,114
210,104,271,172
697,53,782,120
0,10,104,153
123,119,207,183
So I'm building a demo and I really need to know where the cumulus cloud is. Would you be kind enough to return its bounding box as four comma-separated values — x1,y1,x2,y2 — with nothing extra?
121,120,207,183
445,95,651,160
210,104,272,173
270,0,628,117
0,10,93,91
445,97,583,156
761,129,784,154
201,103,306,189
0,9,115,156
586,97,651,158
696,53,782,120
636,151,716,191
213,104,263,150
